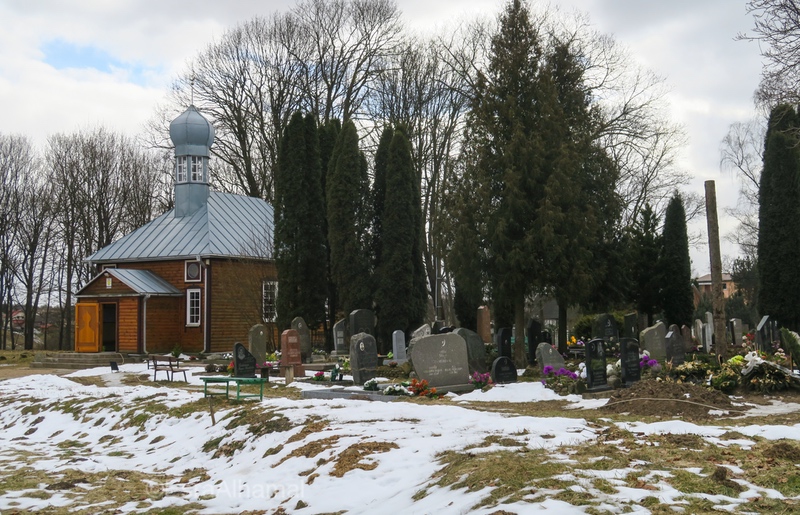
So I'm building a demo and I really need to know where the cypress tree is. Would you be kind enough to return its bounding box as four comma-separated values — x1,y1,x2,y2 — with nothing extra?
660,193,694,328
327,120,372,317
372,126,393,271
375,127,423,349
631,204,662,327
757,104,800,330
274,112,327,331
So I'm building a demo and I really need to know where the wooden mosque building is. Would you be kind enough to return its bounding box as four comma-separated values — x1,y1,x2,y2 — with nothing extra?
75,106,277,354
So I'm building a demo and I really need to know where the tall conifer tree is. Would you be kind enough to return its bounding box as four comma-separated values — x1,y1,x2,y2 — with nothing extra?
274,112,327,330
630,204,662,327
454,0,619,363
757,104,800,330
327,120,372,317
660,193,693,328
375,127,424,349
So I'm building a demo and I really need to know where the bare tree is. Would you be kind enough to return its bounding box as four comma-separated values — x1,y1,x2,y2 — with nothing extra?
0,134,29,349
740,0,800,108
13,163,55,350
47,128,162,349
720,117,767,257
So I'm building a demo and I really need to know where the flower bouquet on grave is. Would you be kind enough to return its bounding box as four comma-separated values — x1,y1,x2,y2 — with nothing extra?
469,371,493,390
312,371,326,382
226,361,235,376
363,378,380,391
541,365,583,395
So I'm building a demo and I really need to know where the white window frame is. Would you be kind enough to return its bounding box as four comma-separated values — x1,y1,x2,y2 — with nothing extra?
186,288,201,327
262,280,278,323
177,156,187,183
191,156,203,182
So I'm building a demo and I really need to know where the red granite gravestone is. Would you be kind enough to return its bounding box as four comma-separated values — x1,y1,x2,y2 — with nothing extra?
281,329,305,377
477,306,491,344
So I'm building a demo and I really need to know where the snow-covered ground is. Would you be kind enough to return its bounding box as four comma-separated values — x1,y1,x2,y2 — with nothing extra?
0,364,799,514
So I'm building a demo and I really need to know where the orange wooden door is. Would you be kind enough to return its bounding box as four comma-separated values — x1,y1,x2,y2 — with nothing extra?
75,303,100,353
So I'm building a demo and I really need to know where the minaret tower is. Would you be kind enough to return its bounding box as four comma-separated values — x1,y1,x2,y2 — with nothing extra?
168,105,214,217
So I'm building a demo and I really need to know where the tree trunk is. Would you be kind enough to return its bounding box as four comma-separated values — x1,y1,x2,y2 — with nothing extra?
558,304,568,355
514,293,526,368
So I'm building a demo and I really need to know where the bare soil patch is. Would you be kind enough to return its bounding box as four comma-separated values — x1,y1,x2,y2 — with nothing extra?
600,379,739,420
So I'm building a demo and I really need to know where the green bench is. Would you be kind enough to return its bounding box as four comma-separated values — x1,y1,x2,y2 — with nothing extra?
200,376,269,401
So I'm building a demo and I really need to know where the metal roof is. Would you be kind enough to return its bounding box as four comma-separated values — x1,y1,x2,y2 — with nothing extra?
105,269,183,295
86,192,274,264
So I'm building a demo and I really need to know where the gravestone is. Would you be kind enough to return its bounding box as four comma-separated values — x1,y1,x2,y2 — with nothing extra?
619,337,640,384
526,319,543,366
623,313,639,339
410,333,471,389
729,318,743,347
281,329,305,376
349,332,378,385
411,324,431,340
593,313,619,342
349,309,375,337
431,320,445,334
704,312,714,353
490,356,518,384
477,306,492,343
585,338,608,389
291,317,312,363
233,342,257,378
535,342,565,372
248,324,268,367
332,319,348,356
454,327,487,374
756,315,771,352
392,330,407,364
640,321,667,361
666,324,685,366
495,327,513,359
541,330,553,345
680,325,692,351
693,319,703,347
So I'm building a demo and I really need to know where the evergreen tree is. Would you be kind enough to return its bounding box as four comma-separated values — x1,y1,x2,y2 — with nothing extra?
630,204,662,326
375,127,424,349
453,276,481,331
372,126,393,270
327,120,372,317
454,1,619,362
274,112,327,331
757,104,800,330
660,193,693,328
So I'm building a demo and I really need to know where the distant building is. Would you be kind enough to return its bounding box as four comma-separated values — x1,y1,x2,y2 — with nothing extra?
694,273,736,300
75,106,276,354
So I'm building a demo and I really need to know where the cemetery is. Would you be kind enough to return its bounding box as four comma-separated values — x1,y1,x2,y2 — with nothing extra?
4,2,800,511
4,303,800,514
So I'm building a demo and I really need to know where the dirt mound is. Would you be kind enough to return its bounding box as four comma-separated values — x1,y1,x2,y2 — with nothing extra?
600,379,738,419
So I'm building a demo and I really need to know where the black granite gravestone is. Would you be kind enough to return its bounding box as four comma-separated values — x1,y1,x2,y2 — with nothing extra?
490,356,518,384
495,327,512,359
585,338,608,390
526,319,543,366
619,337,640,384
623,312,638,339
233,342,257,378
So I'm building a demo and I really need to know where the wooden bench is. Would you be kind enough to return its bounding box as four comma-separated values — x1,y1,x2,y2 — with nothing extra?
200,376,268,401
149,355,187,382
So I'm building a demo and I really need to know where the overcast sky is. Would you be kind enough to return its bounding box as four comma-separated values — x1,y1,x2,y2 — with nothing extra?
0,0,763,276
